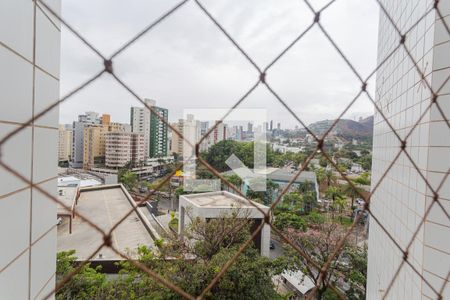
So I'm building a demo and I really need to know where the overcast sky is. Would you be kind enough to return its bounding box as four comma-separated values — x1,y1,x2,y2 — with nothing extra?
59,0,380,128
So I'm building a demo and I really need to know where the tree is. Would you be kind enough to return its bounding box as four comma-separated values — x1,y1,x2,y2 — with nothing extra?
266,180,279,205
341,183,363,209
276,223,349,300
315,168,326,192
325,186,344,202
304,210,326,224
332,197,347,222
197,164,215,179
358,154,372,171
325,187,346,220
281,192,304,213
223,174,243,192
273,212,307,230
118,170,137,190
175,187,188,199
325,170,336,187
319,157,328,168
345,246,367,299
56,250,107,299
246,179,279,206
353,172,371,186
302,190,317,214
56,213,284,299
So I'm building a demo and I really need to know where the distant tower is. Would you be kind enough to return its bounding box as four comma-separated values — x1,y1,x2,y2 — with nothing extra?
270,120,273,131
131,99,168,158
247,122,253,133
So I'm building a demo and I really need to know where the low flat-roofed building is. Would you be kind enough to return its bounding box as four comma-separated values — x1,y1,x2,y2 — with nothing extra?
275,270,315,299
57,184,155,262
222,167,319,203
57,181,79,234
58,174,102,188
179,191,270,257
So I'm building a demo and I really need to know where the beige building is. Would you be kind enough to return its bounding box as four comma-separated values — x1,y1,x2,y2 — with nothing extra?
170,121,183,156
83,124,106,169
105,132,145,168
82,114,130,169
58,125,73,162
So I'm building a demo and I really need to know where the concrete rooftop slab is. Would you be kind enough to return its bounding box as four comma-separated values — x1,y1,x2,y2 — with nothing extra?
57,186,154,260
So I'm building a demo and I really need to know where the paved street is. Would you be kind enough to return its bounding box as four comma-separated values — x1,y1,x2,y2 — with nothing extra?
269,238,284,259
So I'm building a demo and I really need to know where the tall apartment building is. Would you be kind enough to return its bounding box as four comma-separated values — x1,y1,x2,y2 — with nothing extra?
83,124,106,169
58,125,72,162
0,0,61,298
170,114,201,157
130,101,151,157
170,121,182,156
82,116,129,169
130,98,168,159
71,111,101,168
150,104,168,158
247,122,253,133
211,121,227,145
105,132,145,168
367,1,450,299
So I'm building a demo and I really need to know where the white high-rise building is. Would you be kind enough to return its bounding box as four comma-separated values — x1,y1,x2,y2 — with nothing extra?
182,114,201,158
130,99,152,158
0,0,61,298
130,98,169,158
367,1,449,299
171,114,201,157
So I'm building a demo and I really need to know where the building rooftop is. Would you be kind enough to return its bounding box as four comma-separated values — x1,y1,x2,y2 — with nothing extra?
222,167,316,184
58,175,102,187
281,270,315,295
181,191,268,210
57,186,78,216
57,185,154,260
267,168,316,183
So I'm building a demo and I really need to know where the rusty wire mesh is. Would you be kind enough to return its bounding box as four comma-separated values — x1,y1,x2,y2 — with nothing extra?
0,0,449,299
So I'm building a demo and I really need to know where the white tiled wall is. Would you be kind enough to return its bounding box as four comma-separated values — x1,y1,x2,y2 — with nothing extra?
0,0,60,299
367,0,450,299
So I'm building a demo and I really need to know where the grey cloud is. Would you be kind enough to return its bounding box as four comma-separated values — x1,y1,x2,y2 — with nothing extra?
58,0,379,128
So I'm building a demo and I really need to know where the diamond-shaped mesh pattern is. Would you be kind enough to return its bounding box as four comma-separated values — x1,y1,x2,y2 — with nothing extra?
0,0,449,299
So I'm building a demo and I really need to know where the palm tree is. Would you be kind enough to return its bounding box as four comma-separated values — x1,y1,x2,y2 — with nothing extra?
325,186,345,220
266,180,279,204
325,186,342,201
315,168,326,187
333,196,347,222
303,190,316,214
325,170,336,187
341,183,363,209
